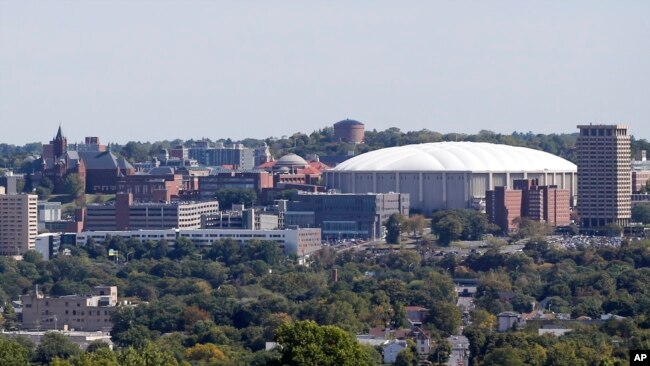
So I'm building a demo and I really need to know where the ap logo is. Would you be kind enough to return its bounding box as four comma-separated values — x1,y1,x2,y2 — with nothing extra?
630,350,650,365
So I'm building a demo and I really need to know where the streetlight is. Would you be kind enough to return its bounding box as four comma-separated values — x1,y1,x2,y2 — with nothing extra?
126,251,135,263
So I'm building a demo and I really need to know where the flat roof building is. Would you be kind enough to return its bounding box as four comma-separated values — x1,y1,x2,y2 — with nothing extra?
84,193,219,231
1,191,38,256
20,286,118,332
577,124,631,229
74,228,321,257
285,192,409,240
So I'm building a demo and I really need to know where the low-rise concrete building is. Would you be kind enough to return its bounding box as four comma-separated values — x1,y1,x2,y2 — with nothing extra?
497,311,521,332
84,193,219,231
20,286,118,332
74,228,321,257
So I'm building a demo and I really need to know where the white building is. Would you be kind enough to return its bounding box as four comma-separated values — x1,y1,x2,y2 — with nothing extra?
75,228,321,256
383,339,408,364
35,233,61,260
326,142,577,213
37,201,62,230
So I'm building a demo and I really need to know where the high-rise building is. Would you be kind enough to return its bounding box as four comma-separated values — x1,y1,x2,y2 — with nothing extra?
0,191,38,256
576,124,632,229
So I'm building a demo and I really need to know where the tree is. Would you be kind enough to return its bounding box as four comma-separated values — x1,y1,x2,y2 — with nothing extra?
426,301,461,336
214,188,257,209
35,332,82,364
118,342,179,366
22,250,43,264
2,303,17,330
64,173,85,199
433,216,463,245
405,215,426,237
394,346,417,366
185,343,227,363
632,204,650,224
385,213,405,244
274,320,378,366
35,176,54,199
0,336,30,366
604,223,623,237
428,339,451,365
86,340,111,353
515,218,552,239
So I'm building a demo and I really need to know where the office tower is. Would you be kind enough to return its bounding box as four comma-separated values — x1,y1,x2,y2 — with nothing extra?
576,124,631,229
0,191,38,256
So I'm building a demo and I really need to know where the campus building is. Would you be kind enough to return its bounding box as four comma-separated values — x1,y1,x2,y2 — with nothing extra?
0,189,38,256
74,228,322,257
84,193,219,231
486,179,571,233
20,286,118,332
284,192,409,240
576,124,632,228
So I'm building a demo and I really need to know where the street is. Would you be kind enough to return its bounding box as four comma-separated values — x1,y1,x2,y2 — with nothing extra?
446,335,469,366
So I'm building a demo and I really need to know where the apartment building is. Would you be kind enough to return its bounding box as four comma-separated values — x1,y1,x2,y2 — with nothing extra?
0,189,38,256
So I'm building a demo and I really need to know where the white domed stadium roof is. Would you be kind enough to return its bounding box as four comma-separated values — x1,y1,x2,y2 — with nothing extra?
333,142,576,172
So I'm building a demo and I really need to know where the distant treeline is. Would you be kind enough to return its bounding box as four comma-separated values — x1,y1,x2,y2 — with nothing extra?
3,128,650,170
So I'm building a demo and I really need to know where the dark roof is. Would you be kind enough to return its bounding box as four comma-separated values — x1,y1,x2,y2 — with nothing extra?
148,166,175,175
55,125,64,140
334,119,364,126
78,151,134,171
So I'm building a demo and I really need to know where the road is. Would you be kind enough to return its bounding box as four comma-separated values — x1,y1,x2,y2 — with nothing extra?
446,335,469,366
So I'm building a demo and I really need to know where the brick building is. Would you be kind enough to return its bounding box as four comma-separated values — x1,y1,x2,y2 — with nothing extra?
117,172,183,202
198,171,274,199
333,119,365,144
486,187,522,233
487,179,570,232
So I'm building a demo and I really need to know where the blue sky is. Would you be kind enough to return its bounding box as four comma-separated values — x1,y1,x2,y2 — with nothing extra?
1,1,649,144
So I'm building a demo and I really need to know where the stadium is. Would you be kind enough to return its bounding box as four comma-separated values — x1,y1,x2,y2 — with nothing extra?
324,142,577,213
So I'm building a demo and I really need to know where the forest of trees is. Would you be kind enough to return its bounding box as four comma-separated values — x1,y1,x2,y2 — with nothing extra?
2,231,650,364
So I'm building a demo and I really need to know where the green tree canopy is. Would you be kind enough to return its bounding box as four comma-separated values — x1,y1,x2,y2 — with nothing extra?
35,332,82,364
214,188,257,209
64,173,85,199
385,213,405,244
0,336,31,366
274,320,378,366
632,204,650,224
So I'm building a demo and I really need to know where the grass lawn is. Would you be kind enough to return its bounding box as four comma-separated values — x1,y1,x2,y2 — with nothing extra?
47,193,115,215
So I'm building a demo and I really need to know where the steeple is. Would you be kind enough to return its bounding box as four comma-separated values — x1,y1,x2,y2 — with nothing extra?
55,124,64,140
51,124,68,159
